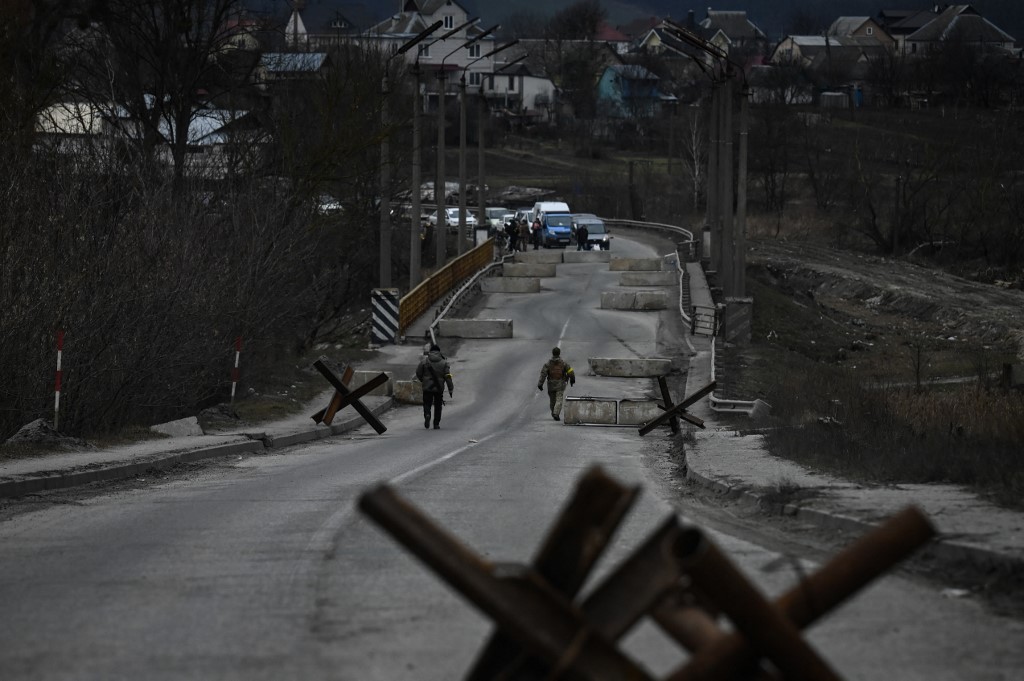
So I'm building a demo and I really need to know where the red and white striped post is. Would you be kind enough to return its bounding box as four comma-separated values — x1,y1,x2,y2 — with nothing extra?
54,330,64,430
230,337,242,403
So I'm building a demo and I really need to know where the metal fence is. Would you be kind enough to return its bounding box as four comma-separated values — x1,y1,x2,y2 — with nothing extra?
399,238,494,337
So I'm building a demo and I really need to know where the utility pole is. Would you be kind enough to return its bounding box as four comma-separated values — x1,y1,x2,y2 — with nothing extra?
409,64,423,288
435,69,447,269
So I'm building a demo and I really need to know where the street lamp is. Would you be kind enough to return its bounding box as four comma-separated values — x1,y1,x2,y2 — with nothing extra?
379,20,442,289
408,18,476,289
437,23,497,266
457,40,520,255
475,53,527,237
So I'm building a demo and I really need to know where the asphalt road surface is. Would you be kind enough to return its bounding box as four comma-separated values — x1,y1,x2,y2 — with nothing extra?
1,234,1022,680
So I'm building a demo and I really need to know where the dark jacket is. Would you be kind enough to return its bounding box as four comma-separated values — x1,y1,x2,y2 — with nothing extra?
416,350,454,394
538,356,575,392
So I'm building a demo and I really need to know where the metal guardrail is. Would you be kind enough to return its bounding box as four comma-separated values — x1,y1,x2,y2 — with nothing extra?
600,218,698,326
599,217,695,244
399,238,494,337
598,217,760,417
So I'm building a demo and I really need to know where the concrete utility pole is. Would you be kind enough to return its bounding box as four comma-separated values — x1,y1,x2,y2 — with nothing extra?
662,22,752,341
409,64,423,289
719,77,735,295
379,73,392,288
735,87,749,297
435,69,447,268
378,20,442,289
458,74,468,256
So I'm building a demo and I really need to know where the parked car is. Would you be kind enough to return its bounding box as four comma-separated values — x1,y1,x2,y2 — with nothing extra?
571,215,611,250
483,207,510,233
532,200,571,226
427,208,478,233
540,212,574,248
512,207,533,225
315,194,344,215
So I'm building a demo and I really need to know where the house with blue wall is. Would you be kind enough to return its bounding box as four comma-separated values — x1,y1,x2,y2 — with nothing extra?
596,64,666,119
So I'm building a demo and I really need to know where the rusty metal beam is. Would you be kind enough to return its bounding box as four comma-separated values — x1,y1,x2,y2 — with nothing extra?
312,359,387,434
358,484,653,680
311,366,355,424
667,506,936,681
677,529,845,681
639,381,715,436
657,376,680,434
466,467,640,680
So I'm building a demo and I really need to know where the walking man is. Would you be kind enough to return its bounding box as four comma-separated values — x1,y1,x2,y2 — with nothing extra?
537,346,575,421
576,223,589,250
532,218,542,250
417,344,454,429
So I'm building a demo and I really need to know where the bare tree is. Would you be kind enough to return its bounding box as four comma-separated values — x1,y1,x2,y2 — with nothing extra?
678,104,706,209
64,0,253,186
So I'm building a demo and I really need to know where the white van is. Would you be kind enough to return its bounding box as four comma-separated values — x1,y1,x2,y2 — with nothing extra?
531,201,571,224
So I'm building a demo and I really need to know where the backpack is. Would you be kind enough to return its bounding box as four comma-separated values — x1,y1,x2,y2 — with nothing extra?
548,359,564,380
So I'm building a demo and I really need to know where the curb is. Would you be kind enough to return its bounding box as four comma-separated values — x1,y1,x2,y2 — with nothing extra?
684,464,1024,578
0,398,395,500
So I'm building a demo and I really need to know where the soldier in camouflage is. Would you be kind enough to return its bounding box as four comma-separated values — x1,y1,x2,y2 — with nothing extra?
537,346,575,421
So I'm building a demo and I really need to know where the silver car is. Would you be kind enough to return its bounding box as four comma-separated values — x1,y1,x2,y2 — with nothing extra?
428,208,478,233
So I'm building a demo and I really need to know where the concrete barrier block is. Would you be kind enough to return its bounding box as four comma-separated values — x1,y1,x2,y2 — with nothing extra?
503,262,557,278
562,250,611,263
349,370,393,396
564,397,617,425
620,271,676,286
618,399,664,425
589,357,672,377
438,318,513,338
610,257,664,271
393,380,423,404
514,251,563,264
600,291,668,310
481,277,541,293
151,416,203,437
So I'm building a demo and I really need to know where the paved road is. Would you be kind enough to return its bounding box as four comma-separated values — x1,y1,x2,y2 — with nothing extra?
1,235,1022,680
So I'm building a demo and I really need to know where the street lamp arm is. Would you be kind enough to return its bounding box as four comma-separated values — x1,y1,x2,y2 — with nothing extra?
480,38,518,61
435,17,478,45
461,23,499,50
462,41,521,75
395,20,444,56
493,53,528,74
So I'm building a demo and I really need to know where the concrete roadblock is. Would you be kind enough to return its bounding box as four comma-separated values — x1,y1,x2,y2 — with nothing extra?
514,251,563,264
562,251,611,264
438,318,513,338
503,262,557,278
620,271,676,286
589,357,672,377
617,400,664,425
600,291,668,310
610,257,664,271
564,397,617,425
350,370,394,396
393,380,422,404
481,277,540,293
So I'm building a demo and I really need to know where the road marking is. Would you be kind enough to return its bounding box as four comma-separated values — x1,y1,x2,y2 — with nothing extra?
390,432,499,485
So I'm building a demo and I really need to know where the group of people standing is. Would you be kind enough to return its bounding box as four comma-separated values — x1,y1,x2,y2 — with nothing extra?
505,217,544,252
